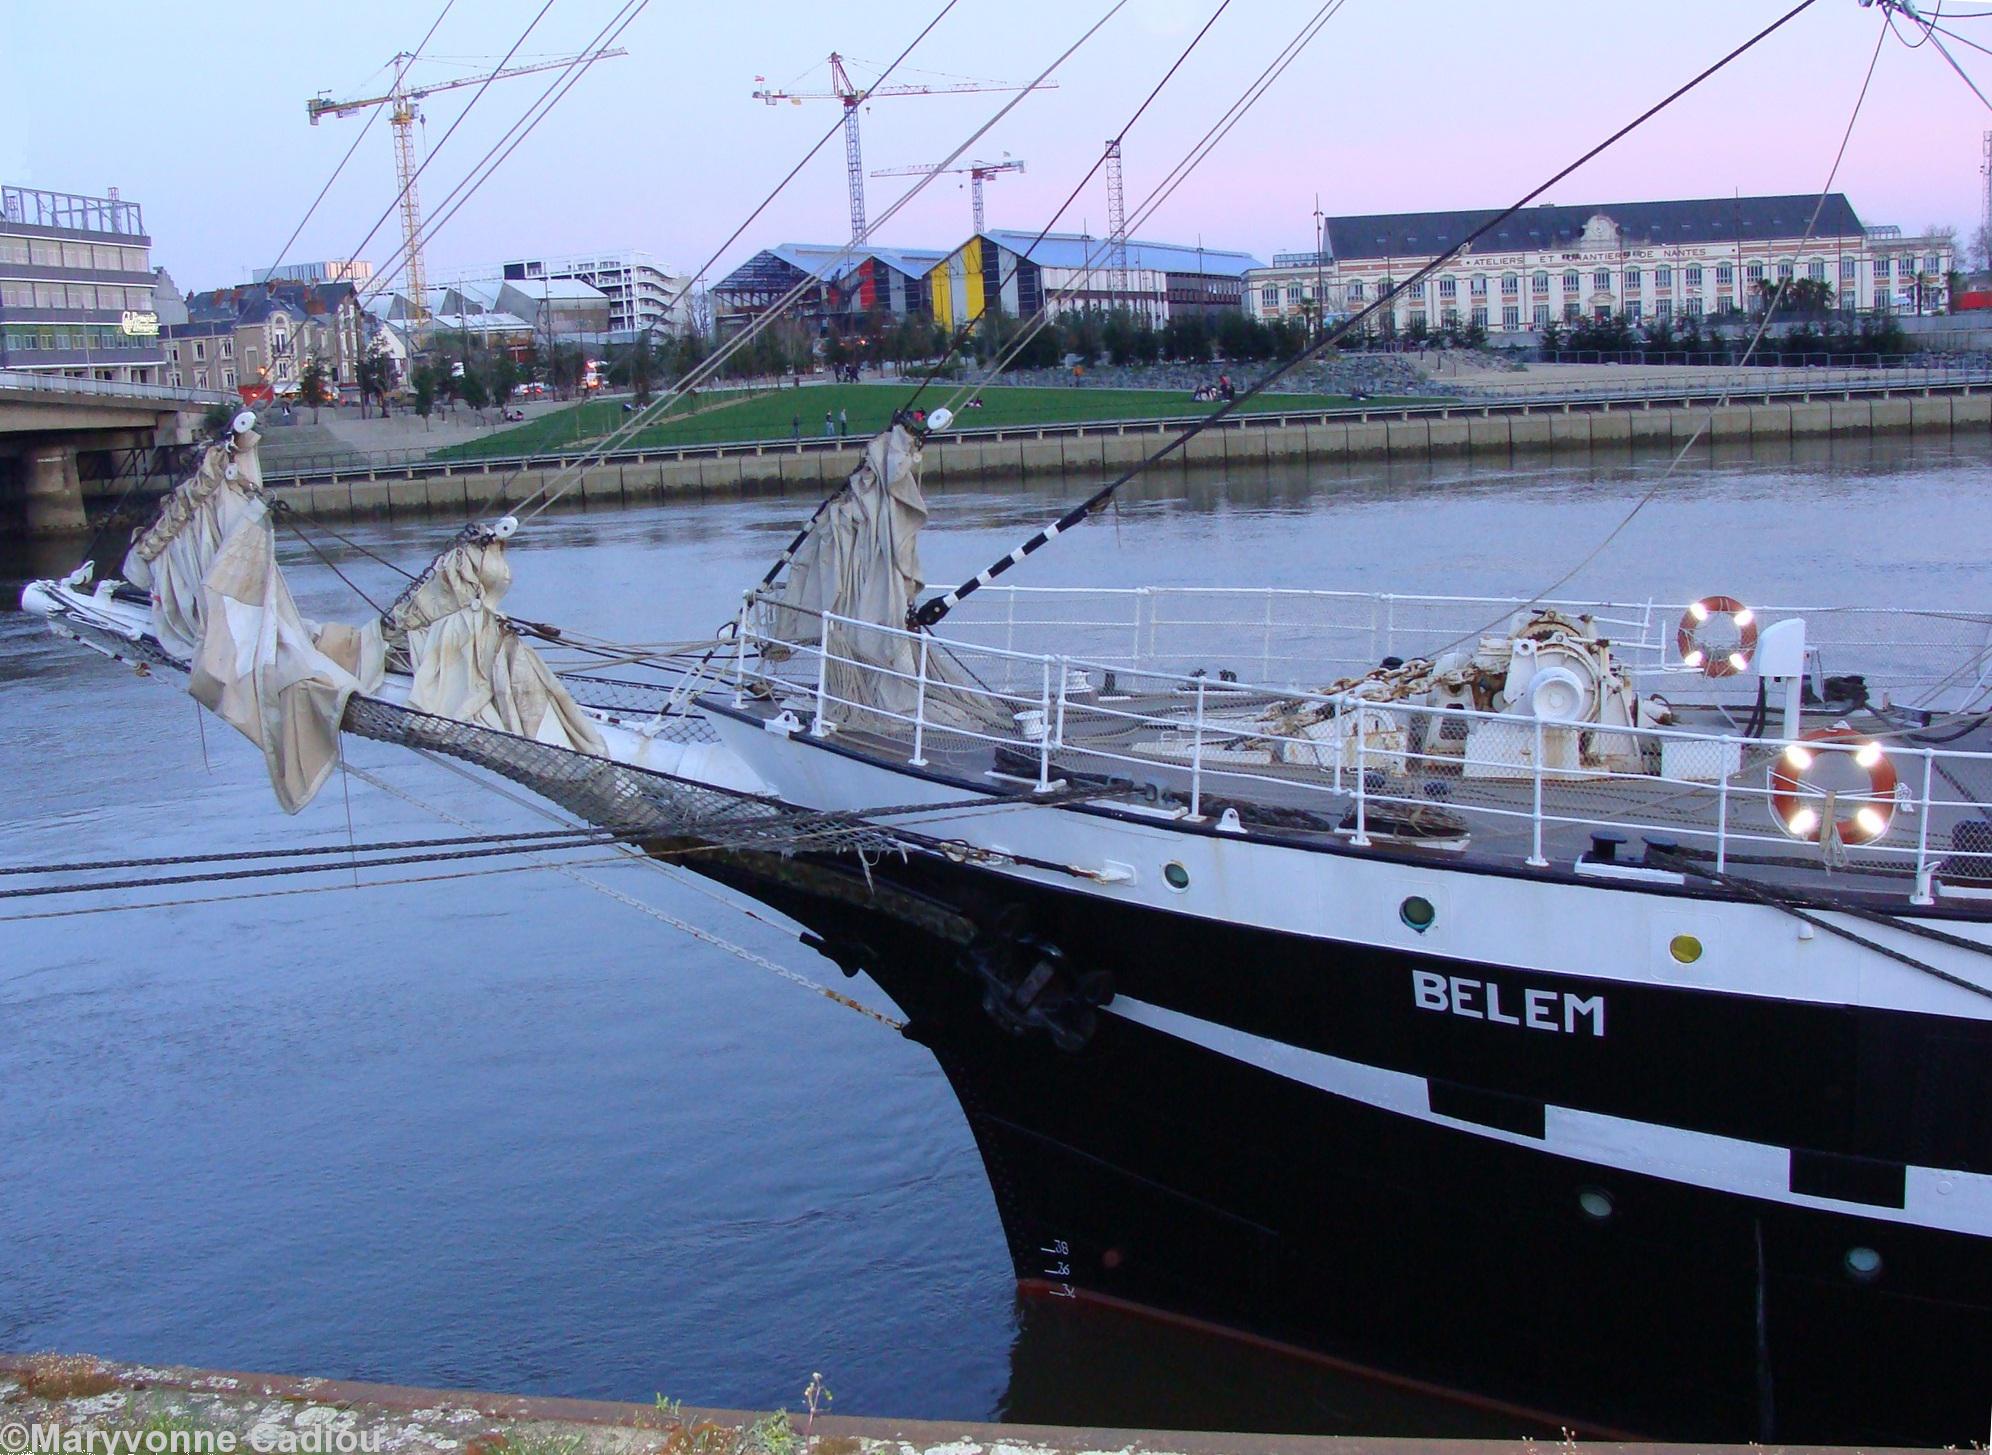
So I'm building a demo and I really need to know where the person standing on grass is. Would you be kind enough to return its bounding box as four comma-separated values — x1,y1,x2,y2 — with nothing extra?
792,413,800,441
824,411,835,437
838,407,848,438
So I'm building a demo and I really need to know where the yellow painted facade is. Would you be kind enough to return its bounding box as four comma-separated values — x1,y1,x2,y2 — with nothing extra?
926,236,989,329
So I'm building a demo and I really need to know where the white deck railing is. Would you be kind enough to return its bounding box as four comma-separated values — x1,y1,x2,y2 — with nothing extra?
735,593,1992,907
937,585,1992,711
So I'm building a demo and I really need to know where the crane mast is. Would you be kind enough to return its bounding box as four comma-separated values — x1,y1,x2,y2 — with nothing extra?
390,81,426,325
307,47,627,326
1104,138,1128,312
1982,129,1991,267
830,54,868,244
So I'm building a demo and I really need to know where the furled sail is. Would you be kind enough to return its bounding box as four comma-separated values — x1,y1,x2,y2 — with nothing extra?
124,429,271,660
384,524,606,755
127,418,385,813
188,510,385,813
764,423,929,716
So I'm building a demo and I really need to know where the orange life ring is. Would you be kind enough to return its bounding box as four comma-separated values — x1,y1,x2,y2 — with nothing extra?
1677,595,1758,678
1767,727,1899,845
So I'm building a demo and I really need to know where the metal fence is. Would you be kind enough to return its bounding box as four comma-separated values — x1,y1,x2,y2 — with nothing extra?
735,591,1992,906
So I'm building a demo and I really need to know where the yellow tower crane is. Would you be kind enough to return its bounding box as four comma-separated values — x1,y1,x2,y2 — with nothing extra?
308,48,627,325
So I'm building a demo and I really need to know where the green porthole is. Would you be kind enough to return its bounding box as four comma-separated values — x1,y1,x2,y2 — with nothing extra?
1669,934,1704,965
1845,1246,1883,1283
1163,862,1191,891
1399,895,1436,932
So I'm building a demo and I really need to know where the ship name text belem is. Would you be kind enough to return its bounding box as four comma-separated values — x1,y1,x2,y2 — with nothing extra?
1413,971,1605,1036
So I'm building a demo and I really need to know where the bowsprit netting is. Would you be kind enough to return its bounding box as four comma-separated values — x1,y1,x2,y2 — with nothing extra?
340,696,902,857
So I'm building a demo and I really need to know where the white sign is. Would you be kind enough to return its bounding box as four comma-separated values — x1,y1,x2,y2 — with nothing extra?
119,310,159,337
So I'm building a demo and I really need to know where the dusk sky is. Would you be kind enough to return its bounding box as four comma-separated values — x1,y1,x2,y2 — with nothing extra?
6,0,1990,292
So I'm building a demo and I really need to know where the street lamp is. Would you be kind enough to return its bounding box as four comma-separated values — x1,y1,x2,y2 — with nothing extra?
1313,195,1327,341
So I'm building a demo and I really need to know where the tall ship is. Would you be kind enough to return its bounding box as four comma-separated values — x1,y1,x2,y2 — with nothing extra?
23,411,1992,1443
20,0,1992,1440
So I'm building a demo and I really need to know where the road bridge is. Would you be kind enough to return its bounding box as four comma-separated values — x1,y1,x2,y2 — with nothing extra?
0,370,228,534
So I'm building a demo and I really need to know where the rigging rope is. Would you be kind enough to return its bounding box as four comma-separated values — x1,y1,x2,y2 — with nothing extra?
259,0,458,286
361,0,646,306
751,0,1238,597
911,0,1824,630
896,0,1235,415
331,0,561,288
508,2,1129,528
458,0,966,524
0,857,638,927
1652,850,1992,1002
1413,6,1889,661
0,833,649,902
0,826,634,878
348,760,907,1030
928,0,1351,422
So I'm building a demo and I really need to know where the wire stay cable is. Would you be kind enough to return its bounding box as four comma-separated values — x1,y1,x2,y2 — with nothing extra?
912,0,1823,628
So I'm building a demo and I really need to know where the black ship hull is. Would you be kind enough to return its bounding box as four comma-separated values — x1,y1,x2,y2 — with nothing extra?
690,844,1992,1446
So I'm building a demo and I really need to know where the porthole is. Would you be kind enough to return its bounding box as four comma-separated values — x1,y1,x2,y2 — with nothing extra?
1844,1246,1883,1283
1399,895,1436,932
1163,861,1191,891
1669,933,1703,965
1577,1187,1616,1222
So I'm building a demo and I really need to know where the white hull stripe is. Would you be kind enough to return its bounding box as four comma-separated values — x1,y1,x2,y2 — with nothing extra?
1108,995,1992,1237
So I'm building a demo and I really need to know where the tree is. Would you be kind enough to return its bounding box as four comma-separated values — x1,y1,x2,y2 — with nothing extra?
411,363,439,429
299,355,331,422
1972,222,1992,274
1161,312,1212,364
459,365,490,416
356,339,395,418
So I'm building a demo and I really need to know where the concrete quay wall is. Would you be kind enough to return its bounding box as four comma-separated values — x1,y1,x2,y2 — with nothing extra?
263,389,1992,526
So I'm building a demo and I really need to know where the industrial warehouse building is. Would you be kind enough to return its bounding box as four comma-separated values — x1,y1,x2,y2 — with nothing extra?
711,243,947,335
711,232,1259,336
926,231,1259,329
1245,194,1957,334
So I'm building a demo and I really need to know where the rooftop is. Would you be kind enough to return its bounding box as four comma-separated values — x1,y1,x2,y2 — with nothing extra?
979,230,1264,275
2,183,146,240
1322,194,1867,261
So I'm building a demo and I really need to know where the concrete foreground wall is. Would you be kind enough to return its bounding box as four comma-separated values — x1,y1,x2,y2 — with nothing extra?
227,389,1992,526
0,1355,1925,1455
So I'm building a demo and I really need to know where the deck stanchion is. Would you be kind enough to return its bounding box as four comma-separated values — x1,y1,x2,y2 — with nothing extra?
812,614,833,737
1716,735,1734,873
1037,656,1052,792
1261,594,1275,682
1054,655,1070,751
732,598,750,707
1528,717,1549,868
1913,746,1937,906
910,632,931,767
1189,676,1207,821
1351,715,1371,848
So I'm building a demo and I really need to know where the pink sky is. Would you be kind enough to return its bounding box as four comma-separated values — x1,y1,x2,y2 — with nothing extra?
5,1,1988,289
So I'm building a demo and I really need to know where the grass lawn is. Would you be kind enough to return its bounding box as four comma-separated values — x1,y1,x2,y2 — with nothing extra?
428,382,1436,461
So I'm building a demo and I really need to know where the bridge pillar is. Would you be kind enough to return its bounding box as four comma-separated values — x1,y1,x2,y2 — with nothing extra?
23,442,87,534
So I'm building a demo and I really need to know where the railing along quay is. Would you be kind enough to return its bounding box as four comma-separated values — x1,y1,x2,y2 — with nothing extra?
259,364,1992,488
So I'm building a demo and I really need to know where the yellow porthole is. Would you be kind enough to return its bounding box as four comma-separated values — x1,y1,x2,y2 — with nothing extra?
1669,933,1703,965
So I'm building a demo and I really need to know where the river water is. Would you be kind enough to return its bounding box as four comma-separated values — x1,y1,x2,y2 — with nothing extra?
2,434,1987,1437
